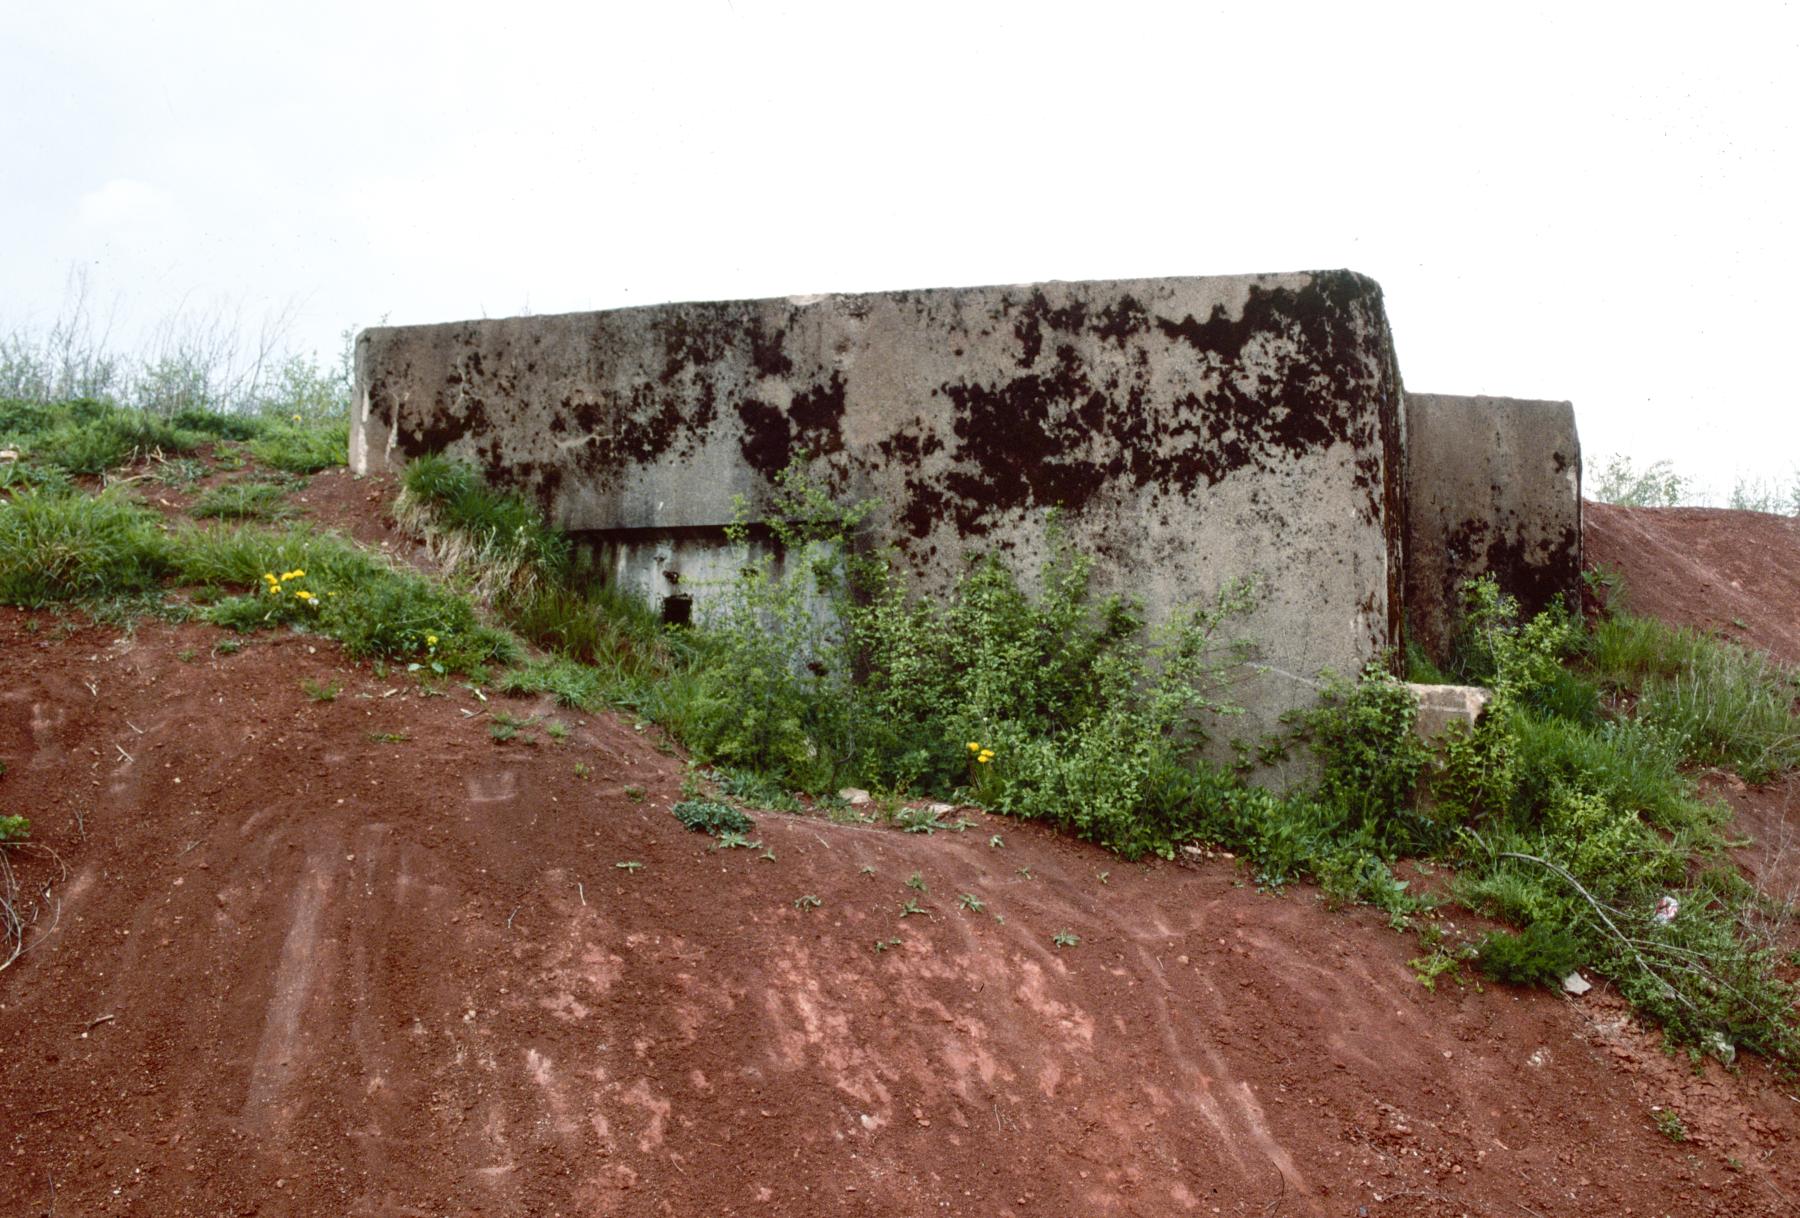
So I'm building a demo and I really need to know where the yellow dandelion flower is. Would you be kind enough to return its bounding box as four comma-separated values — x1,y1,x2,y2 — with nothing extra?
262,572,278,584
296,590,315,600
291,413,302,422
977,754,993,765
426,634,438,646
967,741,981,752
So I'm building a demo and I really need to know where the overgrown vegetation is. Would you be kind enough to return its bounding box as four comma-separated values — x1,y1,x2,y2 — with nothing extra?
8,423,1799,1065
672,800,755,837
1589,454,1692,507
1419,579,1799,1059
1589,451,1798,515
0,397,346,483
395,453,670,693
0,476,515,673
0,296,349,490
0,276,352,421
644,466,1261,859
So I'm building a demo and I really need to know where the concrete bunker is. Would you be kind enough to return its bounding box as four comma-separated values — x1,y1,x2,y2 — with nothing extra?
351,270,1577,771
1403,393,1583,664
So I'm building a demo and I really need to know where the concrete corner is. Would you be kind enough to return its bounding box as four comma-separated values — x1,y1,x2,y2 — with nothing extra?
1403,393,1582,663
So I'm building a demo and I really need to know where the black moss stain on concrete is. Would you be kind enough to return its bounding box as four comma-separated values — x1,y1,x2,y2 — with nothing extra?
371,275,1405,625
736,398,790,474
919,271,1399,539
1010,290,1089,369
876,428,944,466
735,372,848,474
653,307,738,384
749,320,793,378
396,334,493,462
1410,512,1583,663
940,343,1110,529
560,377,723,478
1092,295,1149,346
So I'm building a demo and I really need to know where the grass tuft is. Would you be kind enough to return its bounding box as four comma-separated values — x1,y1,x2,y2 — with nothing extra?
189,480,296,521
394,454,569,603
248,418,347,473
0,490,171,605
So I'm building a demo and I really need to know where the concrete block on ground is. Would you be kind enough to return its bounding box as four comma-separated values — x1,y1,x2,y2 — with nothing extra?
353,271,1407,780
1407,682,1491,741
1403,393,1582,663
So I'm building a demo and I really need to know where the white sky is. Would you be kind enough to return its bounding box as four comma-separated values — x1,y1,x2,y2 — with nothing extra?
4,1,1796,498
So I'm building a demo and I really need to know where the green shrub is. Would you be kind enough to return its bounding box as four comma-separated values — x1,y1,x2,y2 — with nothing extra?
671,800,754,836
668,471,1258,856
0,490,171,605
362,456,1800,1059
0,814,28,843
1589,454,1689,507
1304,665,1433,851
1475,923,1583,987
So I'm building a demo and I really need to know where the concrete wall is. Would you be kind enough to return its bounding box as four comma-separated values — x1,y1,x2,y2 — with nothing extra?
1403,393,1582,662
354,271,1407,766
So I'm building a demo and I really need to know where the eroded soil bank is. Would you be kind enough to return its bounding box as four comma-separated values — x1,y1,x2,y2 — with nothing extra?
0,487,1797,1216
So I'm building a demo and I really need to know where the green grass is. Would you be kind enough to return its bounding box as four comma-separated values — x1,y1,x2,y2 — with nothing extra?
248,417,348,473
394,454,569,601
3,400,210,474
0,484,516,674
189,480,296,521
498,655,605,709
395,454,683,708
0,397,345,478
0,490,171,605
1585,613,1800,783
151,457,209,488
169,407,267,442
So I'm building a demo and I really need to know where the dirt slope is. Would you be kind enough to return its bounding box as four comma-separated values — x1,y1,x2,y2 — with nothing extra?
1585,501,1800,665
1,485,1798,1217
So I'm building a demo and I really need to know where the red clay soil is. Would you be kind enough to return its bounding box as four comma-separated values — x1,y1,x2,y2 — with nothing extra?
1584,500,1800,666
1,485,1799,1216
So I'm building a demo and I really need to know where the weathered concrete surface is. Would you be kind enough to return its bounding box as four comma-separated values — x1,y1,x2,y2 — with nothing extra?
1406,682,1491,742
354,272,1406,768
1403,393,1582,662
